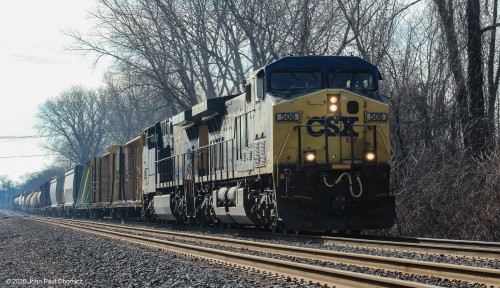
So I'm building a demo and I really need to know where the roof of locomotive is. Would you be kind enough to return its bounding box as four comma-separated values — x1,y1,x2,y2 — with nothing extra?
257,55,386,102
248,55,382,80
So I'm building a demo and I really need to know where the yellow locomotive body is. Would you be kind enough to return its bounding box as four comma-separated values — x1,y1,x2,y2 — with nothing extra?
143,55,395,233
271,88,393,232
211,55,394,232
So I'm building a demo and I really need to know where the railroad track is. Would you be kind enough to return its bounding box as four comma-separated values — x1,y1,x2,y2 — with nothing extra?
100,218,500,260
78,216,500,261
0,209,24,218
97,217,500,261
30,217,500,287
293,234,500,260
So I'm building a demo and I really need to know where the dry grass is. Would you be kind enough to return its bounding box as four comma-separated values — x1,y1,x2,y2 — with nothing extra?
385,146,500,241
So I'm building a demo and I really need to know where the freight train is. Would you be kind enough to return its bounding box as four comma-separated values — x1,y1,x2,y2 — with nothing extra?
12,55,395,234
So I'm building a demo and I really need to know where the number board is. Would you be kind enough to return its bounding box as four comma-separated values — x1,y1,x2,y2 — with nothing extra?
276,113,300,121
365,112,388,122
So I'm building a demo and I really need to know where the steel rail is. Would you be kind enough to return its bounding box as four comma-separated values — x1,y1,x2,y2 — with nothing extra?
59,217,500,259
28,214,500,260
0,209,23,217
29,217,440,288
35,217,500,287
301,235,500,260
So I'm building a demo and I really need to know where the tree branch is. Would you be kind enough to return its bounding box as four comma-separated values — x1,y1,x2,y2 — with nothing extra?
481,23,500,34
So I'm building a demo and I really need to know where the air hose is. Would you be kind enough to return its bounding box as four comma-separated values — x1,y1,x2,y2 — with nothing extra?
322,173,363,198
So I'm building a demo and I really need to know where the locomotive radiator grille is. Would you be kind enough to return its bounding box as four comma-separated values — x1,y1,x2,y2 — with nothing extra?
254,140,266,168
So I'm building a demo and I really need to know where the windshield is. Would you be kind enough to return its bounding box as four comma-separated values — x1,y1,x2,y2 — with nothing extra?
270,71,321,91
328,72,375,90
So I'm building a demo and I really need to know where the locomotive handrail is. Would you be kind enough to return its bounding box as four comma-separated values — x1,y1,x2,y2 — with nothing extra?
156,137,235,163
275,123,384,169
156,151,189,163
274,124,335,165
155,138,238,186
374,126,391,156
273,126,296,164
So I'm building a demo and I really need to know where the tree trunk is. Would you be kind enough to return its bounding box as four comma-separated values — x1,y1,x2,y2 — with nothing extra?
433,0,470,149
467,0,487,153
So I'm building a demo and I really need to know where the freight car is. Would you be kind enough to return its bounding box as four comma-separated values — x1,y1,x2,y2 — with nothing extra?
75,137,143,220
49,174,65,216
11,181,50,214
62,165,84,216
75,156,105,218
143,55,396,233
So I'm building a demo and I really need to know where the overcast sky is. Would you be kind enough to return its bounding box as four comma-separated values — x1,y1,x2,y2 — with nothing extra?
0,0,107,183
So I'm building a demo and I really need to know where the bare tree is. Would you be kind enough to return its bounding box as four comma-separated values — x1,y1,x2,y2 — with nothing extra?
0,175,14,208
384,7,458,159
18,165,66,192
36,86,108,165
66,0,200,114
484,0,500,143
433,0,496,154
101,71,167,144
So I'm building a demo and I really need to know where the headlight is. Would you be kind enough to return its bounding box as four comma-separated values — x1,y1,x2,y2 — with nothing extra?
329,95,338,104
304,151,316,163
364,151,376,161
328,104,339,112
327,95,340,113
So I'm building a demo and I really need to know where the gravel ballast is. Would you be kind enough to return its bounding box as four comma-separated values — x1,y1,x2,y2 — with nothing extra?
0,216,315,287
86,225,490,288
108,220,500,270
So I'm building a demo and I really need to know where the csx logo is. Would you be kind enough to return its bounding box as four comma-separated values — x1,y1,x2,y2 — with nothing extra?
306,116,359,137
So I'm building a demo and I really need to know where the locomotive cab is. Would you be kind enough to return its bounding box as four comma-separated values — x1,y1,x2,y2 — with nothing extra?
266,56,395,232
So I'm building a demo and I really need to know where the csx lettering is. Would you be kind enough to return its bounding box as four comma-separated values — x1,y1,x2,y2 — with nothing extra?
306,116,359,137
